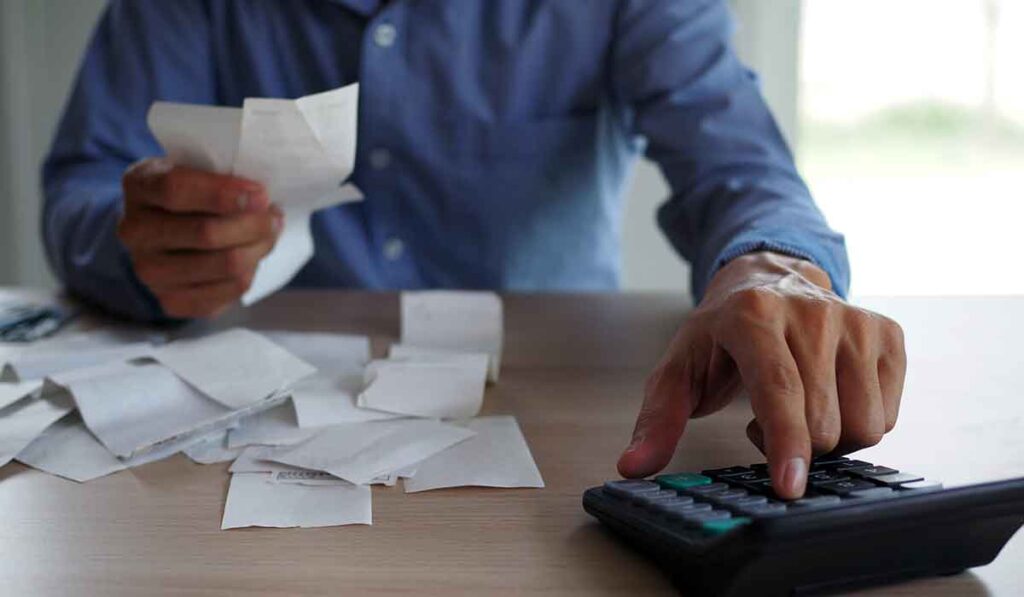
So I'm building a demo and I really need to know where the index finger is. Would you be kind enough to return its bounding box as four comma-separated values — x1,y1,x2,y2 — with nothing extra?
720,325,811,500
124,159,269,215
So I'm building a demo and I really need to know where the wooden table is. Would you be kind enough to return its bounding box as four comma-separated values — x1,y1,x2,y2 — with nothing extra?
1,291,1021,595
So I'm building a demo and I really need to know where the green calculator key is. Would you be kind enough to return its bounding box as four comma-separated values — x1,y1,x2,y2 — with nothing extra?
655,473,712,490
701,517,752,535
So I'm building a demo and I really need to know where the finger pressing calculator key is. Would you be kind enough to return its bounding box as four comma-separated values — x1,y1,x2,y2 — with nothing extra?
583,457,1024,596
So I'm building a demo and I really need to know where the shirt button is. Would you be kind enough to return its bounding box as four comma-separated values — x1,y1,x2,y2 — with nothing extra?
373,23,397,48
383,237,405,261
369,148,392,170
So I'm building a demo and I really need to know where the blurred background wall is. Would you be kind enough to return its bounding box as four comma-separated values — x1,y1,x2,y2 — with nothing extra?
1,0,1021,296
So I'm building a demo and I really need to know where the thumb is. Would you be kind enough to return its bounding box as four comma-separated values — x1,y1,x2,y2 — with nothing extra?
617,362,697,478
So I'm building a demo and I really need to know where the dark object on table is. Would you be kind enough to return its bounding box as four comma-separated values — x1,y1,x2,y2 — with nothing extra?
583,456,1024,596
0,303,76,342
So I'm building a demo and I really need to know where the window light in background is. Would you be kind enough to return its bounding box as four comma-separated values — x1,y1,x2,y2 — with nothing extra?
799,0,1024,295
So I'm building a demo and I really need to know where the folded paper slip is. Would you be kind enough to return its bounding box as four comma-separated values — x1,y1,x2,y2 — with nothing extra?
148,84,363,304
151,328,316,410
0,392,74,468
51,360,285,459
267,418,476,485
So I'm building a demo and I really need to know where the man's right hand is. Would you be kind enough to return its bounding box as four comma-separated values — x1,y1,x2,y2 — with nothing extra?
118,158,283,319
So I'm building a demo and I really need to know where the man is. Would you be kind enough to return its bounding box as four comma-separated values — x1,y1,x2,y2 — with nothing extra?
42,0,905,499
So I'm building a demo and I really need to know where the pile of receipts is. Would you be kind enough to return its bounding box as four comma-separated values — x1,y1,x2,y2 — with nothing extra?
0,291,544,529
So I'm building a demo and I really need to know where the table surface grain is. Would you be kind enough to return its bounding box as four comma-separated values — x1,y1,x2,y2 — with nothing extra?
1,290,1021,596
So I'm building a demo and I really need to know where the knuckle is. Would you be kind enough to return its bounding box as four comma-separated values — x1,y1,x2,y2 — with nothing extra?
159,292,191,318
845,425,885,449
809,428,840,453
133,260,160,284
221,249,252,281
807,414,841,452
194,219,220,248
729,287,778,319
233,270,255,294
760,360,801,397
115,216,134,244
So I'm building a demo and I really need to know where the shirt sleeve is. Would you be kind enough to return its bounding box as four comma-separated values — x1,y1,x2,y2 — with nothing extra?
611,0,850,300
40,0,215,322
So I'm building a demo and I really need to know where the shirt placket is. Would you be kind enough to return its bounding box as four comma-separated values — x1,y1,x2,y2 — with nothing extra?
358,3,419,287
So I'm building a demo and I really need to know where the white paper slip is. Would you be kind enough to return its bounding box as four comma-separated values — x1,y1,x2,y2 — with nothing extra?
241,184,362,304
0,392,74,468
49,360,232,458
227,402,319,449
263,331,370,374
21,413,237,482
221,472,371,530
403,416,545,493
388,344,491,369
147,102,241,173
291,373,402,429
0,380,41,410
357,358,487,420
1,342,153,382
151,328,316,410
148,83,363,306
183,430,244,465
230,446,301,474
400,291,503,382
268,418,476,486
12,412,151,482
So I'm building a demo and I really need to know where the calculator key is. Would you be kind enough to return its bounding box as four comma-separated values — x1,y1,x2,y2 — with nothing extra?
861,472,924,487
846,465,899,477
740,479,779,497
635,490,682,506
655,473,713,491
701,517,752,535
685,482,731,496
790,495,842,508
807,471,850,484
604,480,660,499
810,455,850,467
829,459,873,471
662,502,713,519
706,489,749,504
738,502,788,517
848,487,896,500
813,479,878,496
679,509,732,527
650,496,696,513
702,466,753,477
719,470,770,484
900,479,943,492
732,495,768,508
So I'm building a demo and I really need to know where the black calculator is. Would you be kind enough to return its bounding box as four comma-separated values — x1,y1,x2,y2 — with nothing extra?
583,456,1024,596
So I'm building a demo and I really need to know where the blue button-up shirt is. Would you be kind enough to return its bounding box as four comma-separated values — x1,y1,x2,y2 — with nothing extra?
42,0,849,322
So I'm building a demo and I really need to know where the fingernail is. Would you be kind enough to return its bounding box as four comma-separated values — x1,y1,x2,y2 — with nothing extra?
237,193,249,211
783,457,807,496
272,213,284,234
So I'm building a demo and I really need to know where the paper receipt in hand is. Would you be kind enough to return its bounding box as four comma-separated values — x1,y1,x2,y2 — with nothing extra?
147,83,363,305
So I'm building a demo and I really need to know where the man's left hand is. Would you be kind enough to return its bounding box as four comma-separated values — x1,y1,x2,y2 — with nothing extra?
617,252,906,499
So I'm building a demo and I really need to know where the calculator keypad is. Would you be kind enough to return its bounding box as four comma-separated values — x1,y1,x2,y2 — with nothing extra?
601,457,942,538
